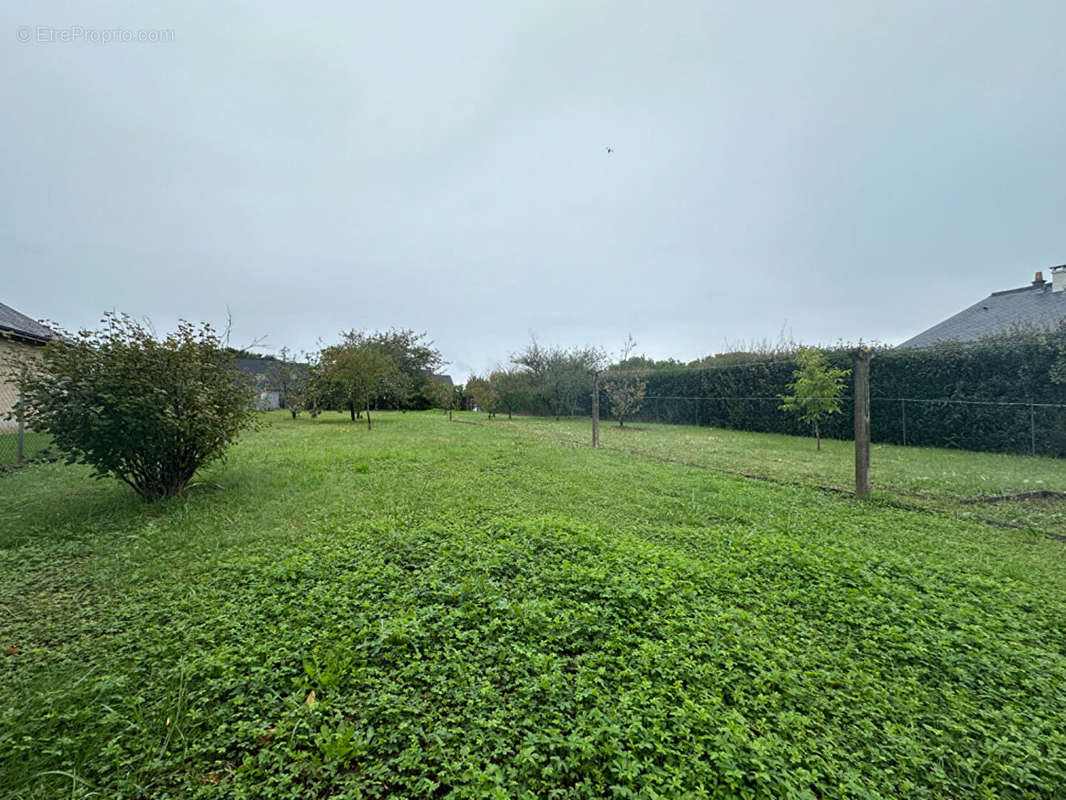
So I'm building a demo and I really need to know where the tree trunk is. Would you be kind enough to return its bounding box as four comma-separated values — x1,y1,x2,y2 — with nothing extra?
366,401,372,430
349,403,356,422
508,411,512,420
290,409,297,419
815,420,821,451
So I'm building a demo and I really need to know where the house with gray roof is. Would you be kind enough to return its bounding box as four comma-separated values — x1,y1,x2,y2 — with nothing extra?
0,302,56,345
898,266,1066,349
1,302,58,431
232,355,286,410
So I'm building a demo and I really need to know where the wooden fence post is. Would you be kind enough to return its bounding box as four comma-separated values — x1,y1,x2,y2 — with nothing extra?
591,374,600,449
854,349,872,500
1030,402,1036,456
17,420,25,463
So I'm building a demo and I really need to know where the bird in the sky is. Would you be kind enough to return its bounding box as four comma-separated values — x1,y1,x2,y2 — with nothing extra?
606,147,613,153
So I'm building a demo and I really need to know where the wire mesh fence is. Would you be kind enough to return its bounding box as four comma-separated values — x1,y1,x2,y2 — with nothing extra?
541,394,1065,536
0,380,52,466
591,348,1066,459
625,394,1066,458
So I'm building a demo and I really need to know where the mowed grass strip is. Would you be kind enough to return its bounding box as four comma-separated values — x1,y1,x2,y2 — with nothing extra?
1,411,1065,799
494,414,1066,533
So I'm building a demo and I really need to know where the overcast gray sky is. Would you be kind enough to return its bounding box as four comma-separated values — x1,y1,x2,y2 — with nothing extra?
3,1,1064,380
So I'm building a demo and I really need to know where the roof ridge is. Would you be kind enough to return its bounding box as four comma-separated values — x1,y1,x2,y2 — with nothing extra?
989,285,1044,297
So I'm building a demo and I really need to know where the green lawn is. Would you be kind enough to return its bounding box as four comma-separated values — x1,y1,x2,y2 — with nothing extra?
505,415,1066,535
2,411,1065,799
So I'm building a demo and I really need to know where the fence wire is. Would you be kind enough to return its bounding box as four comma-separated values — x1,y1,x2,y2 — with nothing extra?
620,394,1066,458
0,380,51,466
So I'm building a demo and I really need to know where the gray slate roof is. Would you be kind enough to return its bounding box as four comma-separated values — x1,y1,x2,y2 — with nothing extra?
898,280,1066,349
0,302,57,344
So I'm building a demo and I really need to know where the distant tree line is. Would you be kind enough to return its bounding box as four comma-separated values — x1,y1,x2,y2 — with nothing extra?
463,335,649,427
278,329,447,429
459,324,1066,456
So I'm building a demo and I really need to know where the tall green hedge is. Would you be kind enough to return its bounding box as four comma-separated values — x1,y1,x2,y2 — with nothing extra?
615,338,1066,456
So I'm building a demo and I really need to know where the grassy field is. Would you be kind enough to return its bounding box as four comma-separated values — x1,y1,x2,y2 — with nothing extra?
2,411,1065,799
510,415,1066,535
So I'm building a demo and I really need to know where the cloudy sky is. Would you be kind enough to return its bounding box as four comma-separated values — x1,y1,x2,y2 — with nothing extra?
3,1,1064,380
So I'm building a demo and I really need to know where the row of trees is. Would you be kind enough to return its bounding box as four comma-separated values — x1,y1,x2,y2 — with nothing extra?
264,330,851,448
463,336,649,427
269,330,446,429
461,337,849,449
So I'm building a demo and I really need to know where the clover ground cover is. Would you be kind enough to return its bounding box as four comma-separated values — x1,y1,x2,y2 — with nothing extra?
2,411,1064,798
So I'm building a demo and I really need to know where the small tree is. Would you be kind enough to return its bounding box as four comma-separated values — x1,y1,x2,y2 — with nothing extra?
512,339,605,420
491,369,529,420
779,347,850,450
466,374,500,418
364,329,444,410
316,332,398,430
266,347,312,419
603,335,647,427
431,377,456,420
10,313,256,500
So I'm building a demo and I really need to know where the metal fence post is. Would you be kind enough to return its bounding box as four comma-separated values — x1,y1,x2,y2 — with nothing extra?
1030,402,1036,456
900,398,906,447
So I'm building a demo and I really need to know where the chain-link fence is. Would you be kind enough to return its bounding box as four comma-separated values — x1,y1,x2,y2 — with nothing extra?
0,380,52,466
631,394,1066,457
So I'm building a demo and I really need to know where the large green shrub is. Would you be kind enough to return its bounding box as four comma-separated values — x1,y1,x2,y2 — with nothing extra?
10,313,256,500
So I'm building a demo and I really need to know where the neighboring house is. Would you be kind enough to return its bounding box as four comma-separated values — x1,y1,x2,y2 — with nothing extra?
232,356,284,410
426,372,455,407
899,266,1066,349
0,302,58,431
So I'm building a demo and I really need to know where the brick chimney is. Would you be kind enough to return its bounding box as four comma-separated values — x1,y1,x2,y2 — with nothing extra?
1033,271,1046,288
1053,265,1066,294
